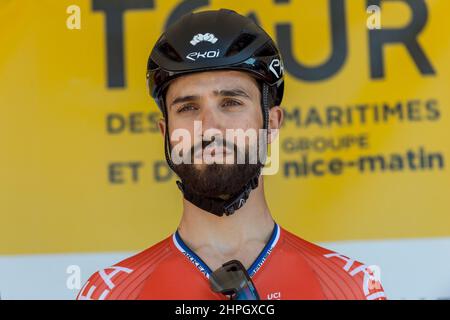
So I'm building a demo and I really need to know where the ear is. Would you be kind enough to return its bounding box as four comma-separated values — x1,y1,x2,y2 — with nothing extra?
158,118,166,137
267,106,283,144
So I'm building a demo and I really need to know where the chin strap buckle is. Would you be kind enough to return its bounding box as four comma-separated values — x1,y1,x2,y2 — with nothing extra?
223,175,259,216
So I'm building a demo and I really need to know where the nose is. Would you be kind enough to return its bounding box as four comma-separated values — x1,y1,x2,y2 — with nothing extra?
200,103,225,133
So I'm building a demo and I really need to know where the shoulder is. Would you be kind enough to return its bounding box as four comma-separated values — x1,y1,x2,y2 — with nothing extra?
279,226,387,300
76,234,180,300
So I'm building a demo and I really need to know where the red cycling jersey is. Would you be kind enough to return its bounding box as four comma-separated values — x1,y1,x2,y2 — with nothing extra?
77,223,386,300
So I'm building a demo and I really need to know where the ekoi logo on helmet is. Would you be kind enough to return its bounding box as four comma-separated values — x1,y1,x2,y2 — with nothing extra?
190,33,219,46
186,49,221,61
269,59,284,79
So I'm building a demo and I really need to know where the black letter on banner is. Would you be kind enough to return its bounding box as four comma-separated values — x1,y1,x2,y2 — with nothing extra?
165,0,210,31
276,0,347,81
106,113,125,134
154,161,172,182
368,0,435,78
93,0,155,88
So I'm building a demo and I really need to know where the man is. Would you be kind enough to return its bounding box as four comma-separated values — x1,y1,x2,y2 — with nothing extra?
77,9,386,300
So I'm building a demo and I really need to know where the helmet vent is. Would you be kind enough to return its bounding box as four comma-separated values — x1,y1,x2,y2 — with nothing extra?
255,43,277,57
225,33,257,57
158,41,183,62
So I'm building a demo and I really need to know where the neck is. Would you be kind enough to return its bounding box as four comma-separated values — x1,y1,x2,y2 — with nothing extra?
177,176,275,258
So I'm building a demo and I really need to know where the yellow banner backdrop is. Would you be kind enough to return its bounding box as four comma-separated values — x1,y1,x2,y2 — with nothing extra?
1,0,449,254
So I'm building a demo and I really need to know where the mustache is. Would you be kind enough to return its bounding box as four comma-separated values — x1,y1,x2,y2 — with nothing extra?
170,135,264,165
191,136,240,157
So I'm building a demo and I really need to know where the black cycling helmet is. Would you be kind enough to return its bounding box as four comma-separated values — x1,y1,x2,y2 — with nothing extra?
146,9,285,217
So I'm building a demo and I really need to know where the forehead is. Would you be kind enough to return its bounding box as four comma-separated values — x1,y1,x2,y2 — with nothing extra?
166,70,260,99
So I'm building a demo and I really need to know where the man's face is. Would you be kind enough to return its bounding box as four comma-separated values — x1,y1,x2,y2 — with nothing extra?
160,70,267,199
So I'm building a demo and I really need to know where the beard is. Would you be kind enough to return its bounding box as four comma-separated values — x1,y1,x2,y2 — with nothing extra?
171,137,265,199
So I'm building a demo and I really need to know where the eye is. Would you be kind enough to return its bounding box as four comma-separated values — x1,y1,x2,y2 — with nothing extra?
177,104,198,113
222,99,242,108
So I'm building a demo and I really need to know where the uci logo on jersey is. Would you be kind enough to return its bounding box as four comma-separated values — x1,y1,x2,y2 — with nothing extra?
186,49,220,61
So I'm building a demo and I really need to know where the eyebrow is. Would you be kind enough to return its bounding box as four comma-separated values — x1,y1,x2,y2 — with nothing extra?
169,88,251,109
170,95,199,108
214,88,251,99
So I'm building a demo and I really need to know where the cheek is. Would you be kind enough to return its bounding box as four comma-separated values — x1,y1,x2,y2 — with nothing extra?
246,106,263,129
168,118,196,145
228,107,263,130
